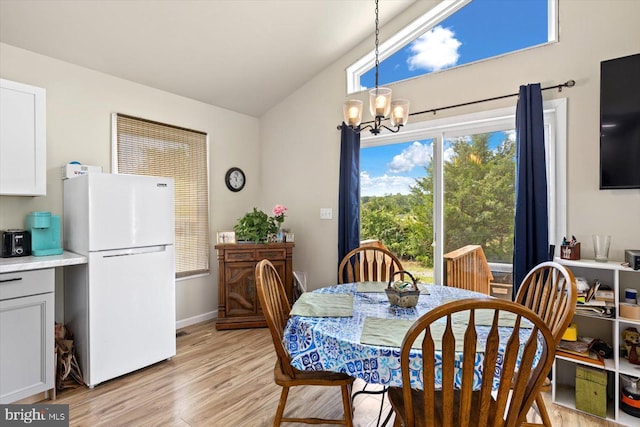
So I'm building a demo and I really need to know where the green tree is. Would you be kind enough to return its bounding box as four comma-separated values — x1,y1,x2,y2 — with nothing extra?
406,158,434,266
361,132,515,268
440,134,515,262
360,195,410,258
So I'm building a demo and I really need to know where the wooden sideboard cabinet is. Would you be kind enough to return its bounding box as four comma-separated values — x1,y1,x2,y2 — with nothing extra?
215,242,294,330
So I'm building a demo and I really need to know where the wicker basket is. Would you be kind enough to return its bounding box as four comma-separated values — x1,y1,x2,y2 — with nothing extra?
385,271,420,308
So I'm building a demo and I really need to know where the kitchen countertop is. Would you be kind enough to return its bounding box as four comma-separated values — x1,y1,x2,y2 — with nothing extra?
0,251,87,273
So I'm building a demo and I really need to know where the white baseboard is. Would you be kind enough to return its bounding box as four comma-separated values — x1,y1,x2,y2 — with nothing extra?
176,310,217,330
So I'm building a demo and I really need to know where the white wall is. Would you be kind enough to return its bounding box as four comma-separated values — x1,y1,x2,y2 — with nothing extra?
0,43,261,325
260,0,640,289
2,0,639,323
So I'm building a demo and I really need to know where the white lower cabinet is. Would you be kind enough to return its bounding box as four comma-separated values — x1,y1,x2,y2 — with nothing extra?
553,258,640,426
0,268,55,403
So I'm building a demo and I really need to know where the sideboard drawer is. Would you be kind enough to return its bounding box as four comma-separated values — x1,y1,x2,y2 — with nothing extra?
225,250,255,262
256,249,286,260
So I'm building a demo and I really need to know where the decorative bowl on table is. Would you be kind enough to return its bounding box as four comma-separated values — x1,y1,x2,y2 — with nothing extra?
385,271,420,308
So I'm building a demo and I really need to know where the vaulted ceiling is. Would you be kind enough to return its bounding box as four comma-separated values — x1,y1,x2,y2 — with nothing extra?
0,0,416,117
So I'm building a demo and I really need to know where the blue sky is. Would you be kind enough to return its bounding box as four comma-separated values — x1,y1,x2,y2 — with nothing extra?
361,131,514,196
361,0,549,88
360,0,548,196
361,140,433,197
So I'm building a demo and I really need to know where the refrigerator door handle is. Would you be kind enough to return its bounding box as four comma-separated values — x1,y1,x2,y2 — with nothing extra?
100,245,169,258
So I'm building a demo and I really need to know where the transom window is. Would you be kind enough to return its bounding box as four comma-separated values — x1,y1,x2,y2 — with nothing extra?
348,0,556,93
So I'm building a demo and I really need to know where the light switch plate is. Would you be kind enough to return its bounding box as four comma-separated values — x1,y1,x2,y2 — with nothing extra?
320,208,333,220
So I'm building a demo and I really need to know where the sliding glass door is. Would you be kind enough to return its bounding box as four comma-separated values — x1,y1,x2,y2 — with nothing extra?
360,101,566,285
442,130,515,262
360,138,436,282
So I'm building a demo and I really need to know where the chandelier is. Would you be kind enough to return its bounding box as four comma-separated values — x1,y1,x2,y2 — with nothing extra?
342,0,409,135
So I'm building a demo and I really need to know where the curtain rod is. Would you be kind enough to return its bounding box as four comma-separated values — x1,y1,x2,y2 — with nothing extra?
345,80,575,129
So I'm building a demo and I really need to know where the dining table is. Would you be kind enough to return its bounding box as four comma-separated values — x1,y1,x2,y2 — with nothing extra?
283,282,540,391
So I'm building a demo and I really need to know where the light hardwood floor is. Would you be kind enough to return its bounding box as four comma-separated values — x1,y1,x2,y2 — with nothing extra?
49,320,620,427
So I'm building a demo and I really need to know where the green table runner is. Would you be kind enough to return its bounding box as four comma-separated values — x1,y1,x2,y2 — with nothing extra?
450,308,533,328
360,317,477,351
359,309,531,350
290,293,354,317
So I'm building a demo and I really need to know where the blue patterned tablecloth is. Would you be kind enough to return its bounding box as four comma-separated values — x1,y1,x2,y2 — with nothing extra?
284,283,540,390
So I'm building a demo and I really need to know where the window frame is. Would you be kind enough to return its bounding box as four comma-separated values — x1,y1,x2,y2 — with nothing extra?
361,98,567,284
111,113,211,280
347,0,558,94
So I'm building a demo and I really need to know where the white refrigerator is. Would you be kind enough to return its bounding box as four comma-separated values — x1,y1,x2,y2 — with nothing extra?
63,173,176,387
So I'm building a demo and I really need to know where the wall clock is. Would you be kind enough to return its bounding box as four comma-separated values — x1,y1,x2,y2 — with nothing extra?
225,167,246,192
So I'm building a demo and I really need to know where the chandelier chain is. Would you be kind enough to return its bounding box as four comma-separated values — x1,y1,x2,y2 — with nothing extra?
374,0,379,89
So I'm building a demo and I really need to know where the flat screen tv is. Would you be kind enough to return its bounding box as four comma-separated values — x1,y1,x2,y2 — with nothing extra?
600,53,640,189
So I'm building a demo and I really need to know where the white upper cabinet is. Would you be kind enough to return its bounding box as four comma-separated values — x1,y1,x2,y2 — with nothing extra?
0,78,46,196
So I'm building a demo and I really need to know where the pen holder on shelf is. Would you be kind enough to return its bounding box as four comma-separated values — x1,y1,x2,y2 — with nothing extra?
561,243,581,260
386,271,420,308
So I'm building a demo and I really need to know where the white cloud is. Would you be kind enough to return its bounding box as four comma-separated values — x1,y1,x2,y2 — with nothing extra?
443,137,467,161
387,141,432,173
361,171,416,197
407,26,461,72
444,146,455,162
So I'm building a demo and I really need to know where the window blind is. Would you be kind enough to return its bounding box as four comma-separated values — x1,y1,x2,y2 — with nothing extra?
115,113,210,278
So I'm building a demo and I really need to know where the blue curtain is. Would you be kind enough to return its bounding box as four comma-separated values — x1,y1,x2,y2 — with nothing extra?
513,83,548,296
338,124,361,264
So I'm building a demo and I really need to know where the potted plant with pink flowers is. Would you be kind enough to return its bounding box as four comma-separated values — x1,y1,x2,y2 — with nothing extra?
234,205,288,243
272,204,288,242
272,204,287,228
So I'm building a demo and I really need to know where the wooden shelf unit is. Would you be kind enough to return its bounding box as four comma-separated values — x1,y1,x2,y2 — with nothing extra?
553,258,640,426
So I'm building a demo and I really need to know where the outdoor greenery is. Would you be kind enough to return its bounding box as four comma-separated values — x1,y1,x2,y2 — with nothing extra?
361,133,516,269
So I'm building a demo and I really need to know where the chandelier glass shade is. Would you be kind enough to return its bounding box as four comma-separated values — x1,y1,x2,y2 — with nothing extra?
390,99,410,127
369,87,392,118
343,99,363,127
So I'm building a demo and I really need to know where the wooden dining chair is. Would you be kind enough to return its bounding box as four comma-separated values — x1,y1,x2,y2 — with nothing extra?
388,298,555,427
338,246,404,284
255,259,355,427
514,261,578,427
